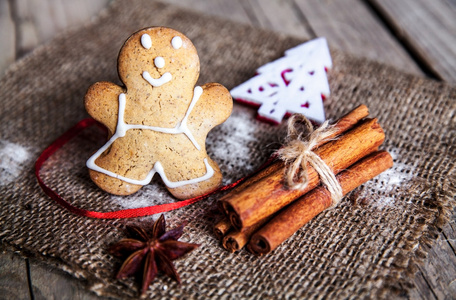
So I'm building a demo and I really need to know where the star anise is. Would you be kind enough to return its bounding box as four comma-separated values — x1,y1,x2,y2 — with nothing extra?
109,215,199,296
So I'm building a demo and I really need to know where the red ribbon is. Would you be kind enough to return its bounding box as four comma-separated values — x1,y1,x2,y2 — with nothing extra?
35,118,248,219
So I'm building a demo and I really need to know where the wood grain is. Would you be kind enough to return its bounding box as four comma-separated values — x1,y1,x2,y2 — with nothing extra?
0,0,16,74
444,221,456,254
242,0,312,38
418,224,456,299
293,0,422,75
161,0,254,25
28,259,102,300
0,252,31,300
368,0,456,82
408,271,438,300
446,0,456,10
11,0,111,58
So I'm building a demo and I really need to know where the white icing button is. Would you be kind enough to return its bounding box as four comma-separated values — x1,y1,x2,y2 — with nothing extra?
154,57,165,68
141,34,152,49
171,36,182,49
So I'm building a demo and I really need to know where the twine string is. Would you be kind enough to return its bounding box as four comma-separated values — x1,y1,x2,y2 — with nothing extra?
276,114,343,207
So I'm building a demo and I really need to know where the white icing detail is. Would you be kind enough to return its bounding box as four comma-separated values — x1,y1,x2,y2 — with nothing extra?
141,34,152,49
87,87,210,188
142,71,172,87
171,36,182,49
179,86,203,150
154,56,165,68
154,159,214,188
88,156,213,187
117,93,127,137
113,89,202,150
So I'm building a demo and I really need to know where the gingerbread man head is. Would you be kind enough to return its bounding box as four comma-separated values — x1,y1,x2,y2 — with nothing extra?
85,27,232,199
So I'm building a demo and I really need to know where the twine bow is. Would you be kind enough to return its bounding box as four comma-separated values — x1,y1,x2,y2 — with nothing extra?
276,114,343,207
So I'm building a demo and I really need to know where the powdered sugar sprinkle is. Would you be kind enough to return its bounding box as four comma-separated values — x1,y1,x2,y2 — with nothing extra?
0,140,31,186
112,184,169,209
363,148,415,208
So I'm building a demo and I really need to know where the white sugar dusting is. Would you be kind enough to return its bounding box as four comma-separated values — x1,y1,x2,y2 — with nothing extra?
363,148,415,208
372,157,414,188
208,111,258,175
225,112,257,144
0,140,30,186
111,183,170,209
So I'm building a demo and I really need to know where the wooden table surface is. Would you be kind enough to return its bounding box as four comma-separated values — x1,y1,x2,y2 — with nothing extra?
1,0,455,299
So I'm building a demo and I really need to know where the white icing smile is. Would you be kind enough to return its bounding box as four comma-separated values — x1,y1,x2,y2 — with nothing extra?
142,71,172,87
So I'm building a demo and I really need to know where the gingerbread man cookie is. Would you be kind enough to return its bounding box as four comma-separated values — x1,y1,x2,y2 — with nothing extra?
85,27,232,199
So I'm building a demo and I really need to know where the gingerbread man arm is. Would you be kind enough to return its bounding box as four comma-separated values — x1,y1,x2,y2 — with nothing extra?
84,82,124,135
161,83,231,199
187,82,233,143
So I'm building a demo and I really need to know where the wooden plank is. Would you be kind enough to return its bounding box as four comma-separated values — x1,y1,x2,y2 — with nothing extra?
242,0,312,39
161,0,253,25
402,223,456,299
441,222,456,296
293,0,422,75
444,221,456,252
61,0,111,26
162,0,313,38
28,258,102,300
12,0,111,58
368,0,456,82
13,0,61,56
0,0,16,75
444,0,456,10
407,271,436,300
15,0,63,45
0,252,31,300
414,237,456,299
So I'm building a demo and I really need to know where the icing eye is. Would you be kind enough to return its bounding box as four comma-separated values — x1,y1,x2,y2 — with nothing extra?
154,57,165,68
141,34,152,49
171,36,182,49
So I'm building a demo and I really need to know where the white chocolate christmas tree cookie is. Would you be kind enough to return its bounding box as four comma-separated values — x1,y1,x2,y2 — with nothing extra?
85,27,233,199
230,37,331,124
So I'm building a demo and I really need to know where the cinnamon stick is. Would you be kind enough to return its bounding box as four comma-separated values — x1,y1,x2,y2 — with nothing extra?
247,151,393,256
222,222,264,253
214,218,232,240
221,118,385,229
313,104,369,149
220,105,369,212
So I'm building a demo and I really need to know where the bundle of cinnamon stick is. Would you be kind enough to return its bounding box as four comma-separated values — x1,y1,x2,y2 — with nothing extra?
214,105,393,255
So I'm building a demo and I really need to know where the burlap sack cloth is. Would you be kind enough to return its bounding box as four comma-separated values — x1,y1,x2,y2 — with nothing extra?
1,0,455,298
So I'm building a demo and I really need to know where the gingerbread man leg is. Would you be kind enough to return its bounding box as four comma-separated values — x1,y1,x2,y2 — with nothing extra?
158,152,223,199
